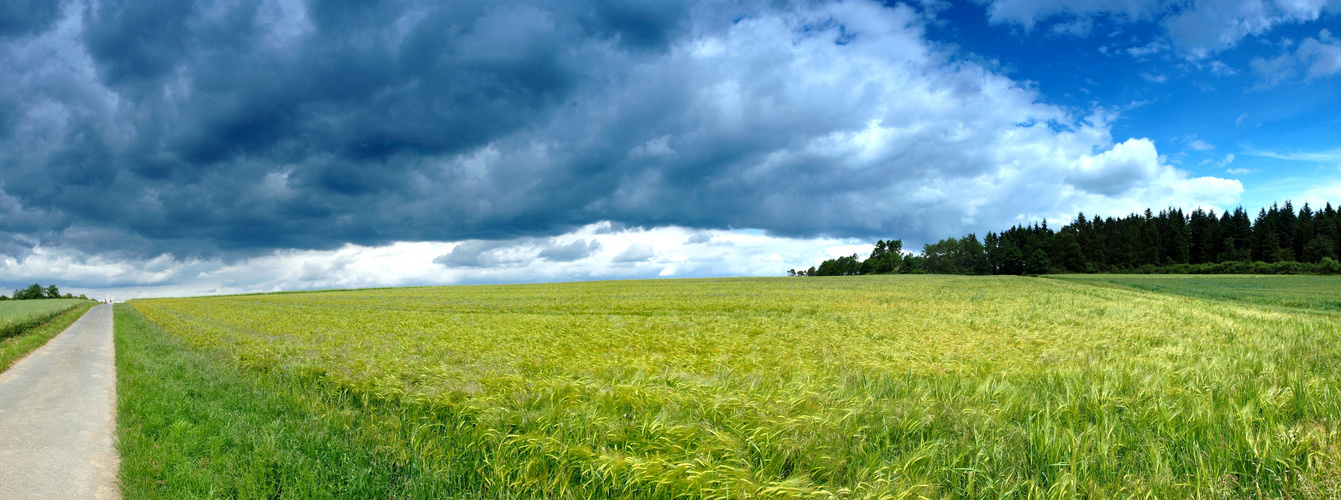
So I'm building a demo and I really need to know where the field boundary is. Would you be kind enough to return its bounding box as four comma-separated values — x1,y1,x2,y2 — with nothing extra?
1050,274,1341,316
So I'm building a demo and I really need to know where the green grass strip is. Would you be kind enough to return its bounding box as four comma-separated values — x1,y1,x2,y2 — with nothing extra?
1051,274,1341,315
0,302,95,373
114,303,471,499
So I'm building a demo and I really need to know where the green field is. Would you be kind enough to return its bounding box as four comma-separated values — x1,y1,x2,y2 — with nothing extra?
120,276,1341,498
0,299,88,338
0,300,95,372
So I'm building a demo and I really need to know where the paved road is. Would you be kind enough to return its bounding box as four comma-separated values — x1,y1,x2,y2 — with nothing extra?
0,304,119,499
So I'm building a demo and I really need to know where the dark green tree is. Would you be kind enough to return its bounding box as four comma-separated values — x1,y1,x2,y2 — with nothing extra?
13,283,44,300
1303,235,1336,263
899,255,921,274
1280,201,1298,260
1217,237,1246,263
1263,232,1285,263
1025,249,1051,275
959,234,990,275
922,238,962,274
1053,230,1086,272
816,254,863,276
861,239,903,274
1140,224,1161,265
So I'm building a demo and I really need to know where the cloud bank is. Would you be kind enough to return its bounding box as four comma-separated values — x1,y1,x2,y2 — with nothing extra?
2,223,872,299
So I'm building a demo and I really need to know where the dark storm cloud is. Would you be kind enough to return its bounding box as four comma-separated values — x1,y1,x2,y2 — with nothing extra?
1,0,724,258
0,0,1230,262
0,0,62,38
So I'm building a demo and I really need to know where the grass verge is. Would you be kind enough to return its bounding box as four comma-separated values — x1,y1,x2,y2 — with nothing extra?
0,301,95,373
114,303,464,499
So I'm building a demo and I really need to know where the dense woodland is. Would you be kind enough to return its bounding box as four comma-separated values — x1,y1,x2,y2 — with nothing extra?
794,201,1341,276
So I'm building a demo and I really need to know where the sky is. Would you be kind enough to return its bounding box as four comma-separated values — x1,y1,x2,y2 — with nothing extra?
1,0,1338,299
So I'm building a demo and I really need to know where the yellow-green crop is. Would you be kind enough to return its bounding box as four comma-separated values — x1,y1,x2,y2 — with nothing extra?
126,276,1341,498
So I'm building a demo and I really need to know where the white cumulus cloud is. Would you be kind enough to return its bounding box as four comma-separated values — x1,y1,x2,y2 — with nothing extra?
1067,138,1167,196
1252,29,1341,85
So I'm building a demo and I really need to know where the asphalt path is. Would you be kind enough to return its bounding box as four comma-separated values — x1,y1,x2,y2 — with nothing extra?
0,303,119,499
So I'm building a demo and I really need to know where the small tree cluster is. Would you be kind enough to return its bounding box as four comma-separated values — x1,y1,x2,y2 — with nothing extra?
790,240,917,277
8,283,71,300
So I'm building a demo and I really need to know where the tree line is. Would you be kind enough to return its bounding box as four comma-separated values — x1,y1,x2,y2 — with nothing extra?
4,283,86,300
792,201,1341,276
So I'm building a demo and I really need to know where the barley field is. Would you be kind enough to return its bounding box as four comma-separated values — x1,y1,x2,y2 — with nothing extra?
122,276,1341,498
